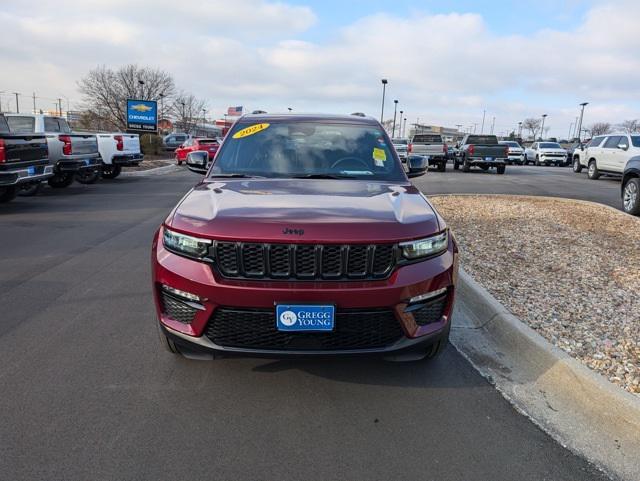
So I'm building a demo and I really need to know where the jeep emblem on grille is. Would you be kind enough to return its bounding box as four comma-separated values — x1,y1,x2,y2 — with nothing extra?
282,227,305,236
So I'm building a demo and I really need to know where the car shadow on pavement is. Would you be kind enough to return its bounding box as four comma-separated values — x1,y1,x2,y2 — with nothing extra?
248,345,487,389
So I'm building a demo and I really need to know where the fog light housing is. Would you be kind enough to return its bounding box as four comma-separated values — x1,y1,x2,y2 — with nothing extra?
161,284,201,303
408,287,447,305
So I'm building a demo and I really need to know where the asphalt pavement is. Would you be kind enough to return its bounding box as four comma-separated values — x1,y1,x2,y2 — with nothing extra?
414,163,622,209
0,168,611,481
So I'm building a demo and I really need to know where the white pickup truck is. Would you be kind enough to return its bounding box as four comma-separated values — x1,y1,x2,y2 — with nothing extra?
409,134,448,172
4,114,100,188
93,133,143,180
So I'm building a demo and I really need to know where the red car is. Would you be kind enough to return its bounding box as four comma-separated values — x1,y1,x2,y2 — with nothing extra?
174,138,219,165
153,114,458,360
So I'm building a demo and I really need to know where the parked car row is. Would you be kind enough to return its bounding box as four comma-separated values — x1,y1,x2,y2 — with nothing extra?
569,132,640,215
0,113,143,204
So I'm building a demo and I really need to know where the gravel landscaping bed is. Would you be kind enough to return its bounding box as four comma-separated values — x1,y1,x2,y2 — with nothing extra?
430,195,640,396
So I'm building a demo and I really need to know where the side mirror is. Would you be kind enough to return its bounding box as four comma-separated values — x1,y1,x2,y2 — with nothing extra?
186,151,208,175
407,155,428,178
618,144,629,151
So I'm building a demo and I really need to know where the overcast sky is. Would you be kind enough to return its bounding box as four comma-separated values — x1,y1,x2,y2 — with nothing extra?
1,0,639,137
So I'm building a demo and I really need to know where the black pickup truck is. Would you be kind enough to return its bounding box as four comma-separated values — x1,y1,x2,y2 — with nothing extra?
455,134,508,174
0,114,51,203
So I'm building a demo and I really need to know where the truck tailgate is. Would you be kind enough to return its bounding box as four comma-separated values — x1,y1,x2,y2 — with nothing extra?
471,145,507,158
69,134,98,155
412,145,444,156
122,134,140,154
1,134,48,163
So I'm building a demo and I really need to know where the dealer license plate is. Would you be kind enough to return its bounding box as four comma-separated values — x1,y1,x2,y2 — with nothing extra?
276,304,335,332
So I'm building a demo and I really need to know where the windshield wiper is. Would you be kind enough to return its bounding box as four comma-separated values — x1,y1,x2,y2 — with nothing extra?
291,174,357,179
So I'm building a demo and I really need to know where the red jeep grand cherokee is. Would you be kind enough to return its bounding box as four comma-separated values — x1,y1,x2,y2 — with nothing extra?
152,114,459,360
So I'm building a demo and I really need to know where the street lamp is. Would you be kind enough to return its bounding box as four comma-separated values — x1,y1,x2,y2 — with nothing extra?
287,107,292,112
481,109,486,134
380,79,388,123
137,79,145,99
576,102,588,142
540,114,547,140
399,110,404,136
518,121,523,139
392,100,399,138
180,101,186,132
159,93,165,133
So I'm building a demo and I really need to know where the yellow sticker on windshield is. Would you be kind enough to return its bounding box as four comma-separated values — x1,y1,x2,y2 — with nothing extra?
373,147,387,165
233,123,270,139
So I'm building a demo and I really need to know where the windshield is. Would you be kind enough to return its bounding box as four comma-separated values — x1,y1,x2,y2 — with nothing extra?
211,120,405,181
500,141,520,147
197,139,217,145
392,138,408,145
540,142,562,148
412,134,442,144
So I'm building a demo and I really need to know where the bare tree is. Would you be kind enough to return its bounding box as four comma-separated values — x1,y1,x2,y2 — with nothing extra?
78,64,176,131
590,122,612,136
170,92,207,134
618,119,639,134
522,118,541,140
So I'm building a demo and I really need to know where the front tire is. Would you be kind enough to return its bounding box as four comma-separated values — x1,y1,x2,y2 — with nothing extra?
587,160,601,180
0,186,18,203
424,324,451,360
535,155,541,166
102,164,122,179
496,164,506,175
75,169,100,184
623,178,640,215
48,173,74,188
573,157,583,173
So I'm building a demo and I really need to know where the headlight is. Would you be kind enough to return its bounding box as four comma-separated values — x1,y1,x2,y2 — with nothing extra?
400,231,448,259
163,227,212,259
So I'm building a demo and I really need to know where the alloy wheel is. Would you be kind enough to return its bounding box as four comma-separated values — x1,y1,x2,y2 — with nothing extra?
624,181,638,212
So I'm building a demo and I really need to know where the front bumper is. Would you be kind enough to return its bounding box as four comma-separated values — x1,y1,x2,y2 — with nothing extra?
152,227,459,357
0,164,54,186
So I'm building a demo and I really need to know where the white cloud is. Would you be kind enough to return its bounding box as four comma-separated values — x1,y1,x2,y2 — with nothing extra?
0,0,639,136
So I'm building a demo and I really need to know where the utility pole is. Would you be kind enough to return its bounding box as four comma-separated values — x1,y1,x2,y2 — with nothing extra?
576,103,588,142
57,98,63,117
13,92,20,113
392,100,398,138
380,79,388,123
480,109,486,134
473,123,478,134
490,116,495,134
32,92,36,114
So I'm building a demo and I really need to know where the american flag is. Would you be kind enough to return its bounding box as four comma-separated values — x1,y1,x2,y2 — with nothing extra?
227,106,243,116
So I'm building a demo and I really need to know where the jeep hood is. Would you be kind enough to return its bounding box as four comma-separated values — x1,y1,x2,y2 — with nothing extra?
167,179,441,243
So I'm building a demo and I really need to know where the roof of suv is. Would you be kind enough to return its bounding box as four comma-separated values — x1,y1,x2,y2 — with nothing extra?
237,113,380,125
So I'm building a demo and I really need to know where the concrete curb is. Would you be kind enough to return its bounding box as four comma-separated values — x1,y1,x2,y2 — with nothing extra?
452,268,640,481
120,164,180,177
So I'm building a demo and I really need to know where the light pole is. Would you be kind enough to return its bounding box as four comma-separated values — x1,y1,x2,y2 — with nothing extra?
473,123,478,134
490,116,495,135
480,109,486,134
380,79,388,123
568,121,574,141
403,118,407,138
137,79,145,99
202,108,207,133
518,121,523,139
392,100,398,137
399,110,404,136
159,93,165,133
540,114,547,140
180,101,186,132
287,107,292,112
14,92,20,113
576,102,588,142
